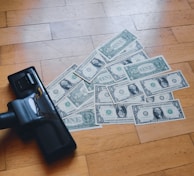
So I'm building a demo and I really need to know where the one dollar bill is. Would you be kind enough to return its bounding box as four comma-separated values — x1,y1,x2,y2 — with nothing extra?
106,50,149,81
145,92,174,103
107,81,145,103
124,55,171,80
46,64,82,103
95,103,134,124
74,50,106,83
62,108,101,131
140,70,189,96
98,29,137,63
132,100,185,125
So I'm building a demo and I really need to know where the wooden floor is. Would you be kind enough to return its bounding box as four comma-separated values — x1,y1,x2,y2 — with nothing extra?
1,0,194,175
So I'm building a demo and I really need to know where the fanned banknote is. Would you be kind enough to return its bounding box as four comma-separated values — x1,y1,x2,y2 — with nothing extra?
107,81,145,103
62,108,101,131
117,40,144,56
95,103,134,124
98,29,137,63
46,29,189,129
84,69,116,92
67,81,94,108
56,96,77,118
145,92,174,103
74,50,106,83
106,50,149,81
132,100,185,125
47,64,82,103
124,55,171,80
140,70,189,96
94,85,113,104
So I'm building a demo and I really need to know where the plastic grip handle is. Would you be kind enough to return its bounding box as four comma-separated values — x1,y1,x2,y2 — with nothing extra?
33,118,76,162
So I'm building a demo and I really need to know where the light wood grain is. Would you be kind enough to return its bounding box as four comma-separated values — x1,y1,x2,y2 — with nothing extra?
7,4,106,26
72,124,140,155
172,25,194,42
139,171,165,176
1,0,194,175
0,37,94,65
0,130,10,171
50,16,136,39
145,42,194,64
164,163,194,176
103,0,191,16
188,0,194,8
0,0,65,11
190,133,194,143
0,12,6,28
132,10,194,30
0,156,89,176
87,135,194,176
0,24,51,46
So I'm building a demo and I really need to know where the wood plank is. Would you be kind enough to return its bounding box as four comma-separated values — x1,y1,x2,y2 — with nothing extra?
91,28,177,49
188,0,194,8
138,171,166,176
145,42,194,64
189,60,194,72
190,133,194,143
103,0,191,17
0,24,51,46
164,163,194,176
134,28,177,47
4,132,44,170
87,135,194,176
0,37,94,65
0,130,6,171
0,12,6,28
1,155,89,176
0,86,15,112
172,25,194,42
0,149,5,171
72,124,139,155
0,0,65,11
132,10,194,30
50,16,136,39
7,4,106,26
66,0,103,5
0,62,42,88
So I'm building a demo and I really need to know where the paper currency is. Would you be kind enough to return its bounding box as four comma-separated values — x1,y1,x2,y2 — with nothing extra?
67,81,94,108
95,85,113,104
84,69,116,92
118,40,144,56
145,92,174,103
106,50,149,81
95,103,134,124
124,55,171,80
56,96,77,117
62,108,101,131
98,29,137,63
74,50,106,83
107,81,145,103
47,64,82,103
46,29,189,129
140,70,189,96
132,100,185,125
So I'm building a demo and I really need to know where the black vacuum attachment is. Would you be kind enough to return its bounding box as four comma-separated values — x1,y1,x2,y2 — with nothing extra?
0,67,76,163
